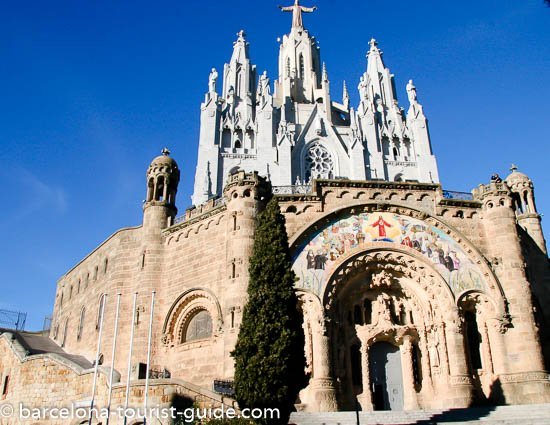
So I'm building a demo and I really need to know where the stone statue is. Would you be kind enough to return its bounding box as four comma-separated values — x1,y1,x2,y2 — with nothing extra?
406,79,417,104
258,71,271,98
358,75,369,100
280,0,317,30
209,68,218,93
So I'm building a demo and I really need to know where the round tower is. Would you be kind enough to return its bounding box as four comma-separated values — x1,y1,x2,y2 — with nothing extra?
505,165,547,255
143,148,180,233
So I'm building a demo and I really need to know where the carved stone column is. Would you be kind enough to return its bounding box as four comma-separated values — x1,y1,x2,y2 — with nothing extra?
445,320,474,407
486,318,508,376
309,321,338,411
401,336,419,410
419,328,434,397
356,332,373,410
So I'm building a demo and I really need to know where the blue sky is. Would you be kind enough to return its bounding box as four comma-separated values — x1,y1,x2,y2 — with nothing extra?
1,0,549,330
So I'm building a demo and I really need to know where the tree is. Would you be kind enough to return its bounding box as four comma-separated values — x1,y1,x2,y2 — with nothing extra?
231,197,306,424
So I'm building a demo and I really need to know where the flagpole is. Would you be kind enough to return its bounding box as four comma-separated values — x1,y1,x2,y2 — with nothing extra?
105,293,121,425
143,290,156,425
123,292,138,425
89,294,107,425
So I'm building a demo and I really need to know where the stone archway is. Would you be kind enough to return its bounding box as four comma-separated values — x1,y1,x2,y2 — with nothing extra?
319,248,477,411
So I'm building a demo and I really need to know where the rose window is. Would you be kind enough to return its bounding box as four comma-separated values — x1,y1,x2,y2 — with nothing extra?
305,142,334,180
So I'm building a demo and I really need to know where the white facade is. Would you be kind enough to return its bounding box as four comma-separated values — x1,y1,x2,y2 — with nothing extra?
192,1,440,206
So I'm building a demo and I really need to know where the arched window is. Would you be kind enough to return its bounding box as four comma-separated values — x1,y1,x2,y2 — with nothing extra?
299,54,305,79
523,191,530,213
353,305,363,325
77,308,85,341
304,142,334,181
96,294,106,330
147,178,154,202
184,310,213,342
61,319,69,347
363,299,372,324
155,176,165,201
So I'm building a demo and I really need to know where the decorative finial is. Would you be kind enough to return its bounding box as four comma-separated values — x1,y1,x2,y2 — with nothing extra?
369,38,378,48
161,147,171,156
343,80,349,100
510,164,518,173
237,30,246,41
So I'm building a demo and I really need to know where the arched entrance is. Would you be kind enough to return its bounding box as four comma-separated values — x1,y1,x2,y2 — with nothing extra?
370,342,404,410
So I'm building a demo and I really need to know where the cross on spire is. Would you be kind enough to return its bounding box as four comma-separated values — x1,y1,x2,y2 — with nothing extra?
279,0,317,30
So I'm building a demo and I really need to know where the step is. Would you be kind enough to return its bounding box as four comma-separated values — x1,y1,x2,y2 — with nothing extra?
289,404,550,425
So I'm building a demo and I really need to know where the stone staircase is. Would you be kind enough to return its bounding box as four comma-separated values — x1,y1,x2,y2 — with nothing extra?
290,404,550,424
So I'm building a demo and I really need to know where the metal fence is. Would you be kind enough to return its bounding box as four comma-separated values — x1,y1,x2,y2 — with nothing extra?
0,309,27,331
213,379,235,397
442,190,474,201
43,315,52,332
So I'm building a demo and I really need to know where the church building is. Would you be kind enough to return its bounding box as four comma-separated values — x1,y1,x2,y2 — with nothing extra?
1,1,549,421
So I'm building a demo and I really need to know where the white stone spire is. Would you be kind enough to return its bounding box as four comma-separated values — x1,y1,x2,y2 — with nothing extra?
274,2,323,104
192,7,440,206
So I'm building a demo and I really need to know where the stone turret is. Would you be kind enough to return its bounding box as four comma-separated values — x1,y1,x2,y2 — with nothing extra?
473,177,548,403
505,165,547,255
143,148,180,234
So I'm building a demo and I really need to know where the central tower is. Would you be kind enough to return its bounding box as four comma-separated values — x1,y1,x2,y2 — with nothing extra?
191,1,440,206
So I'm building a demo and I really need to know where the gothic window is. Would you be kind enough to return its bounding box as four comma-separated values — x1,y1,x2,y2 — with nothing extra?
77,308,85,341
403,139,412,161
304,142,334,181
246,130,255,149
184,310,213,342
286,57,291,78
222,129,231,149
382,137,390,158
299,54,305,79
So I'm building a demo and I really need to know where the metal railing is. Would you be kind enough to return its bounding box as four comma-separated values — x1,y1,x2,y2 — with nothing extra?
442,190,474,201
272,184,312,195
0,309,27,331
43,315,52,332
213,379,235,397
